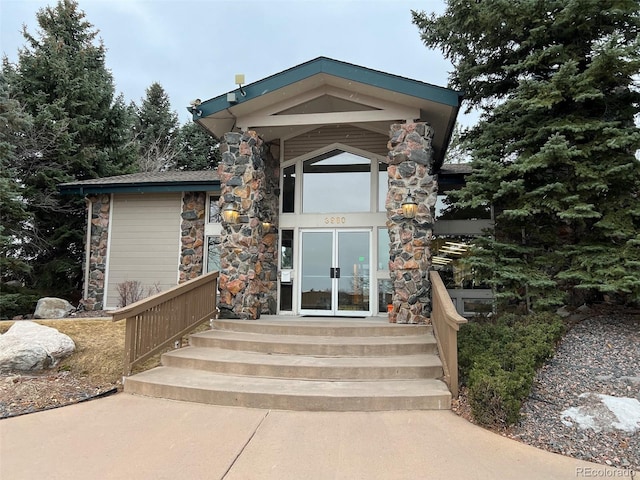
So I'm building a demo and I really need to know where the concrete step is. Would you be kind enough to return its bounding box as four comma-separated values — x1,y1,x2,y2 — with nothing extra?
212,319,431,337
161,347,444,380
125,318,450,411
124,367,451,411
189,330,437,356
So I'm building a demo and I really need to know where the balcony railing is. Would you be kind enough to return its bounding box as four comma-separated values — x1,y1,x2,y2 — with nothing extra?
111,271,219,376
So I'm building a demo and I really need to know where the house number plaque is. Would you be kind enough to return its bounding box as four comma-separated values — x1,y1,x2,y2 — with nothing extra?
324,216,346,224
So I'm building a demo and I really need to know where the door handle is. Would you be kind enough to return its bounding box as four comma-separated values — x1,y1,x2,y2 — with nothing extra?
335,267,341,278
329,267,341,278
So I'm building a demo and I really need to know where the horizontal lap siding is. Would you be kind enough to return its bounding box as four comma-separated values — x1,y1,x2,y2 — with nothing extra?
284,125,389,161
105,193,181,308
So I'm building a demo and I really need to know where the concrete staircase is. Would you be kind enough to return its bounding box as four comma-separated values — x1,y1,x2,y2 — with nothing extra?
124,317,451,411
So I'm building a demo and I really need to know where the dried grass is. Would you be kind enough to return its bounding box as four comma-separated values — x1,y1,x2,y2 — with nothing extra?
0,318,211,385
0,319,127,385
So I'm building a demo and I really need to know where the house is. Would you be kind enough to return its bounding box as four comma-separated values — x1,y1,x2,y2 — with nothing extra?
60,57,493,319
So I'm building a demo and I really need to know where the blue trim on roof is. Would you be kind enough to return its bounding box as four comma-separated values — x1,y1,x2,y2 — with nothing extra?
191,57,464,120
59,183,221,196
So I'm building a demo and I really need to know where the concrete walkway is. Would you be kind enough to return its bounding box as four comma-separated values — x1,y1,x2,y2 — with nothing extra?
0,393,625,480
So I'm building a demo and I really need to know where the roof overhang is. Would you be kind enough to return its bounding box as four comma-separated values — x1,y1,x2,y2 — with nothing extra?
190,57,463,170
58,172,220,195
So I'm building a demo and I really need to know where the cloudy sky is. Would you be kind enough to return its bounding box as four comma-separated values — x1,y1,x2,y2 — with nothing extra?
2,0,475,126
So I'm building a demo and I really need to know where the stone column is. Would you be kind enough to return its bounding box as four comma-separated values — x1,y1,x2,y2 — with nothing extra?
385,123,437,324
84,194,110,311
257,146,280,314
217,131,271,319
179,192,206,283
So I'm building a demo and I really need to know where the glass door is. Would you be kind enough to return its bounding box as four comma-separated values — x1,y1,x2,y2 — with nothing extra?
299,229,371,316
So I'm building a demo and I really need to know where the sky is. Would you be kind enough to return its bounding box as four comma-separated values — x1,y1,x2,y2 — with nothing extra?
1,0,478,127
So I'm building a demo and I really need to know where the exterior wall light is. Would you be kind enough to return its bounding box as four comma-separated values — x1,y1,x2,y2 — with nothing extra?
262,221,272,233
222,203,239,224
401,192,418,219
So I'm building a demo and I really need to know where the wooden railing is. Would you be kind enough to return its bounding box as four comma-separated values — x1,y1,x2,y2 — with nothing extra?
430,270,468,397
111,271,219,376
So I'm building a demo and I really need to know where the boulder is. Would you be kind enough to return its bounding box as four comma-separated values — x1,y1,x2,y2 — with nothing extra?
0,321,75,372
34,297,75,319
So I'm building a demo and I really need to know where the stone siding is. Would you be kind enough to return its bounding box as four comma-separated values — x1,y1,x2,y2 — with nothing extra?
217,131,278,319
385,123,437,324
84,194,110,311
179,192,206,283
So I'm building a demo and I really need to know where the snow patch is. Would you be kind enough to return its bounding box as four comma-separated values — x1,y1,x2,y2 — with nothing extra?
561,393,640,433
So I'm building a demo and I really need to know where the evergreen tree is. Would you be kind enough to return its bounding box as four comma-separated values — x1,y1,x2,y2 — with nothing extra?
0,72,32,284
173,121,220,171
133,82,179,172
3,0,137,298
413,0,640,310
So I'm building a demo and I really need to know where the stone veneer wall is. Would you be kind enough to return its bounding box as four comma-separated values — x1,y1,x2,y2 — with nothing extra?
179,192,206,283
84,194,110,311
258,146,280,314
217,131,277,319
386,123,437,324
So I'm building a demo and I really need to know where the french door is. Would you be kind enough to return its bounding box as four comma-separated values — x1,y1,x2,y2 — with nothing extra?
299,229,371,316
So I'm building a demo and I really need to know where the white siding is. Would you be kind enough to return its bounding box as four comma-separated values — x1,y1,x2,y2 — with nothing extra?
284,125,388,162
105,193,181,308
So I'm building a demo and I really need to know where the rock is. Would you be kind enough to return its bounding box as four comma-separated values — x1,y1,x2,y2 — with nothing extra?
0,321,75,372
34,297,75,319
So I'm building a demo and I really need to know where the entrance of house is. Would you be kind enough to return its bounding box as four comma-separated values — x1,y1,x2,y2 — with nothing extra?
299,229,372,316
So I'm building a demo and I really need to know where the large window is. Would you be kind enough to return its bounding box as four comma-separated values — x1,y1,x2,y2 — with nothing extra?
302,150,371,213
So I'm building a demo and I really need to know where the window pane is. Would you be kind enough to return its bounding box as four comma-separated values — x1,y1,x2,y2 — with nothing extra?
378,162,388,212
378,279,393,314
302,151,371,213
435,193,491,220
208,196,221,223
283,165,295,213
377,228,389,271
431,236,489,289
281,230,293,269
206,236,221,273
463,299,493,313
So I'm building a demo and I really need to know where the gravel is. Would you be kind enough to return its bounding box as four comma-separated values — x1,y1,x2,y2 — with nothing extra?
509,312,640,471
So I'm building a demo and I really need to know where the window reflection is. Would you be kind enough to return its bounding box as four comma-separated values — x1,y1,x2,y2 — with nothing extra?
302,150,371,213
282,165,295,213
378,228,389,270
431,236,488,289
206,236,221,273
208,195,221,223
435,193,491,220
378,163,388,212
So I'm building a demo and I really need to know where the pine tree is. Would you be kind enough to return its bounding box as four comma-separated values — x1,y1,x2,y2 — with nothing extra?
413,0,640,310
0,72,32,284
133,82,179,172
173,121,220,171
3,0,137,299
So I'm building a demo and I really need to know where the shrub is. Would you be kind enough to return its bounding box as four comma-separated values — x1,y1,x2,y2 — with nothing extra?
458,312,564,428
116,280,145,307
0,283,39,319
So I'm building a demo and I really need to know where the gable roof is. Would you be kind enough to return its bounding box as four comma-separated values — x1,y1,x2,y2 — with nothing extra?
191,57,463,170
58,171,220,195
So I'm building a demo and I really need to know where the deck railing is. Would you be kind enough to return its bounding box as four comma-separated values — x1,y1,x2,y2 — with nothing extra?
430,270,468,397
111,271,219,376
